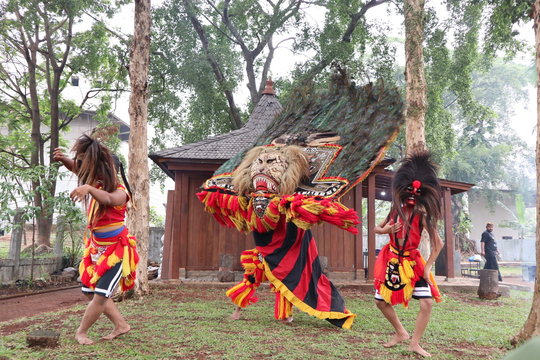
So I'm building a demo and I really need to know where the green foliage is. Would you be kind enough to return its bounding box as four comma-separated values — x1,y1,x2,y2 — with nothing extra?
149,206,165,228
148,1,398,150
0,0,128,244
150,1,246,147
0,165,58,229
498,194,536,238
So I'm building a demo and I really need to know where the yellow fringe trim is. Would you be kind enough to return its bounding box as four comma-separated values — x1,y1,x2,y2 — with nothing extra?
225,283,253,308
262,259,356,329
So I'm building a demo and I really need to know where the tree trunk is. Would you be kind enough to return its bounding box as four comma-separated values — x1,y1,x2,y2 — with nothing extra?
477,269,500,300
127,0,151,296
27,40,51,247
404,0,427,155
512,0,540,345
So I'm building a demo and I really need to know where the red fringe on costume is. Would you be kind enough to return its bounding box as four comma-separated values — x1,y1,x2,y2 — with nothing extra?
196,189,359,234
374,244,442,307
226,249,266,308
273,287,293,320
79,227,139,292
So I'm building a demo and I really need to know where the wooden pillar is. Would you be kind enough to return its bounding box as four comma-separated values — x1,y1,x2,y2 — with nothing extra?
178,172,190,273
167,171,186,278
354,185,363,280
160,190,175,279
367,174,376,280
444,187,455,278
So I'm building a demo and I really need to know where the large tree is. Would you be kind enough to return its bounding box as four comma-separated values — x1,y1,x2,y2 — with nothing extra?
127,0,151,295
404,0,427,154
0,0,127,246
512,0,540,344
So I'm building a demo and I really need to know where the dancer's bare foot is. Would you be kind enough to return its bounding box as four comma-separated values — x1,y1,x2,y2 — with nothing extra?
279,316,293,323
75,332,94,345
101,325,131,340
231,307,241,320
409,343,431,357
383,331,409,348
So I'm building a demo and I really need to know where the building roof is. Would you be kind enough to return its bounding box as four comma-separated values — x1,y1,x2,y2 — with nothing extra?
149,80,282,178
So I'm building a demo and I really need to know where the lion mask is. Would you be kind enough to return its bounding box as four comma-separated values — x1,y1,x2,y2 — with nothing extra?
231,145,309,196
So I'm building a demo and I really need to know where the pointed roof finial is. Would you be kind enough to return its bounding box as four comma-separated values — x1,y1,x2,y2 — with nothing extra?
262,77,276,95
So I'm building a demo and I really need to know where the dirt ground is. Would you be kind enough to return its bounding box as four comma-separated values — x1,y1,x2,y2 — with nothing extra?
0,287,87,323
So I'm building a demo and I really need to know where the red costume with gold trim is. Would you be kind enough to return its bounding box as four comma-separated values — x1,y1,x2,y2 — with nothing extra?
374,209,442,307
198,72,405,329
79,184,139,292
198,180,359,328
373,151,444,307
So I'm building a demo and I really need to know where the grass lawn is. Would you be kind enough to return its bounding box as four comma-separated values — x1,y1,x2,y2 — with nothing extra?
0,283,532,360
499,265,525,277
0,241,9,258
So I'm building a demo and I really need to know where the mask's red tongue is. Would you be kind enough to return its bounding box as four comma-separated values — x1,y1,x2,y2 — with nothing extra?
255,179,268,191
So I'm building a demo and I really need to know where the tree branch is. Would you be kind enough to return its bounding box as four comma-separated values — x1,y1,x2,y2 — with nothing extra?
83,11,130,45
204,0,240,45
259,37,275,94
183,0,243,129
342,0,391,42
0,149,30,166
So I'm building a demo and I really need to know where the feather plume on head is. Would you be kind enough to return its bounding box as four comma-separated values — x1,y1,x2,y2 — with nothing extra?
391,151,442,233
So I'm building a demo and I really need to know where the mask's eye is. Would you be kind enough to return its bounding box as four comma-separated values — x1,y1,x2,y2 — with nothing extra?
407,186,413,192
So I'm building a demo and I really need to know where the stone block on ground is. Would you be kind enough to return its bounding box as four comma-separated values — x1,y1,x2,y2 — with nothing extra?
217,270,235,282
61,267,78,280
217,254,235,282
148,266,159,280
26,329,60,348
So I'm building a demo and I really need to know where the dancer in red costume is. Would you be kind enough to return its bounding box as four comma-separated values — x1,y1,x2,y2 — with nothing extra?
373,151,443,357
198,71,405,328
199,145,358,328
54,134,138,345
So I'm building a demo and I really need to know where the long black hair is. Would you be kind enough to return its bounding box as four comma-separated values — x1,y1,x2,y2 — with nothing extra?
72,135,133,221
111,154,133,200
391,150,442,235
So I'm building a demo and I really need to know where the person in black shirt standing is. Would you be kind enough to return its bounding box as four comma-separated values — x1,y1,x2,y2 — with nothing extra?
481,222,502,281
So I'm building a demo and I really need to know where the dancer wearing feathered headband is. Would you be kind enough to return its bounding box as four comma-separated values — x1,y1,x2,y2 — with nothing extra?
373,151,443,357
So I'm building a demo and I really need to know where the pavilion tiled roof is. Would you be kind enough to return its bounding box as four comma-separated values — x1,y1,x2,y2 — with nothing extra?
149,80,282,177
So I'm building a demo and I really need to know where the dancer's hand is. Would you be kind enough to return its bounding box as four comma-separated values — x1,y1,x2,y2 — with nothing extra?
382,221,401,234
70,184,91,202
53,147,66,162
422,266,433,285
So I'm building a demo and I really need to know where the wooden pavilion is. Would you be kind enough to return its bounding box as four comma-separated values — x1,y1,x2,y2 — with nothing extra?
150,80,474,281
